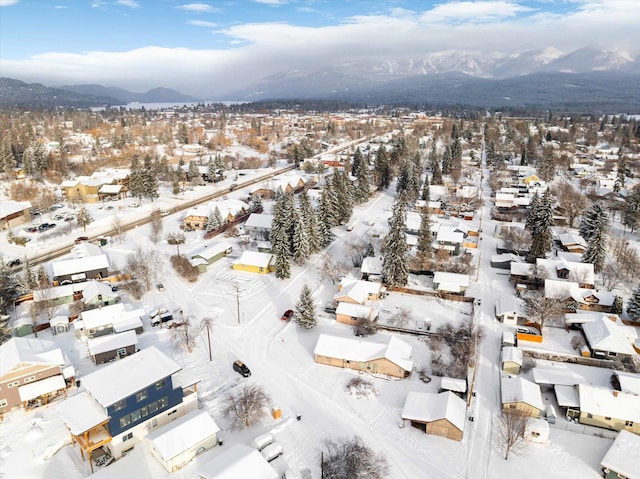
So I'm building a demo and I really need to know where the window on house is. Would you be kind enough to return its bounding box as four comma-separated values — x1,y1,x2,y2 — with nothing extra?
136,390,148,402
148,401,158,414
122,432,133,442
119,415,131,428
587,413,593,418
0,399,7,408
24,376,36,383
7,381,19,388
625,421,633,427
130,410,141,423
509,404,516,409
531,432,540,437
158,396,168,409
604,416,611,421
140,406,148,418
113,399,127,412
155,379,167,390
117,348,127,357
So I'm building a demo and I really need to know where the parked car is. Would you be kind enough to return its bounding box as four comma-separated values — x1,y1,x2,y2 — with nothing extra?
251,432,275,452
150,308,173,327
324,305,337,314
75,236,89,244
260,441,283,462
8,258,21,267
129,202,140,208
281,309,294,321
156,283,165,291
111,285,119,292
233,360,251,377
24,226,37,233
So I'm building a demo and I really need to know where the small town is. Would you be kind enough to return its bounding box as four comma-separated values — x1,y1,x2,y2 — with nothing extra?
0,102,639,479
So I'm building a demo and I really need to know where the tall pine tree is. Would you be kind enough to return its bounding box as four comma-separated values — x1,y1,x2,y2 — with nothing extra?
579,202,609,241
374,145,391,190
294,284,317,329
129,154,145,200
415,209,433,269
143,154,159,201
527,190,554,260
626,284,640,323
382,195,409,288
299,192,321,254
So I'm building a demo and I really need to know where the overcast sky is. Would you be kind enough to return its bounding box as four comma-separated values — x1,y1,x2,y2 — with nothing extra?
1,0,638,97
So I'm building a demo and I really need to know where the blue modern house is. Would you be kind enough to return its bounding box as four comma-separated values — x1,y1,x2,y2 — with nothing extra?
57,346,200,471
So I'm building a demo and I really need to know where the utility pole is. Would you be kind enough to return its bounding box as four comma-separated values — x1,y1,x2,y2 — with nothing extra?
202,317,213,361
231,282,242,324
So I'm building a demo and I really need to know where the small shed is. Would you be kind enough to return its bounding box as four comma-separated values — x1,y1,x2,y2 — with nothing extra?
501,347,523,374
525,417,550,444
335,302,376,326
50,315,69,335
148,409,220,472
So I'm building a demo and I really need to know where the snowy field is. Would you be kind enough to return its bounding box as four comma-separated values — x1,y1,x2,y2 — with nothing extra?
0,166,628,479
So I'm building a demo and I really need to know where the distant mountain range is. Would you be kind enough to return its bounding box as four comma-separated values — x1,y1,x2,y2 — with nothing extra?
1,45,639,111
0,78,199,108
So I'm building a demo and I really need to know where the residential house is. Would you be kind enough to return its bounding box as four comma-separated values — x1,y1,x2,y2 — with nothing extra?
577,384,640,434
231,251,274,274
495,296,524,326
197,444,278,479
525,418,550,444
182,199,249,231
360,256,383,281
75,303,145,339
33,284,81,307
558,233,588,254
60,170,129,203
188,243,233,273
501,375,544,417
0,337,74,414
244,213,274,241
600,430,640,479
51,254,110,284
582,316,638,360
491,253,519,270
536,258,595,289
405,211,422,235
501,347,523,374
148,409,220,472
334,278,384,304
313,334,413,378
400,391,466,441
435,227,464,256
249,175,306,199
335,302,377,326
433,272,469,295
87,330,138,365
56,346,200,463
612,371,640,396
0,199,31,230
439,377,467,396
545,280,615,313
82,280,120,310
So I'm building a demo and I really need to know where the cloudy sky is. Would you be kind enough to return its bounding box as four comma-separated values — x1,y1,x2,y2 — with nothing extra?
1,0,638,97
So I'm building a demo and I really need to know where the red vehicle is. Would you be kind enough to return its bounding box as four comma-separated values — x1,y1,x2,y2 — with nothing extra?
281,309,294,321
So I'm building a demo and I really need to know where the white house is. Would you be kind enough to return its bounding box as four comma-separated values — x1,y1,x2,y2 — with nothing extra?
495,296,523,325
148,409,220,472
600,430,640,479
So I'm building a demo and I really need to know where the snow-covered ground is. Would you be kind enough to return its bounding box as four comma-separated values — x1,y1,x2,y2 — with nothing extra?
1,160,625,478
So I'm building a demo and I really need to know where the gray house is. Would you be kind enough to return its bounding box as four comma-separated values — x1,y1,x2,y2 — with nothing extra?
244,213,274,241
87,330,138,364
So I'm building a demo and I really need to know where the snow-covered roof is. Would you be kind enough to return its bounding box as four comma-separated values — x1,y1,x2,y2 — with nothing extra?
51,253,109,278
501,347,523,365
401,391,466,432
148,410,220,462
558,233,587,248
81,280,118,302
80,303,142,330
600,430,640,479
0,337,65,377
0,199,31,219
56,391,110,435
496,296,521,316
245,213,274,229
18,374,66,402
501,375,544,411
232,251,273,268
336,278,382,304
405,211,421,231
544,279,577,299
433,272,469,293
87,330,138,356
536,258,595,285
436,227,464,244
33,284,75,302
81,346,181,407
613,371,640,396
98,184,123,194
314,334,413,372
440,376,467,393
510,262,532,276
360,256,383,275
578,384,640,423
532,364,585,386
554,385,580,408
583,316,637,355
198,444,278,479
189,242,233,261
335,302,374,319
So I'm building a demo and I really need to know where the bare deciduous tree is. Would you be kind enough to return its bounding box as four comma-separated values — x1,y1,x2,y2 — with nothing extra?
126,248,161,292
170,314,204,353
222,384,270,429
353,317,377,337
553,180,589,228
76,206,92,232
111,215,125,244
321,436,389,479
501,228,532,256
495,408,531,460
524,291,564,330
389,306,411,328
599,263,623,291
319,254,349,284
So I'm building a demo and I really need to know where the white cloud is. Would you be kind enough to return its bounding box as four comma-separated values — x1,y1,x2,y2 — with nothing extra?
116,0,141,8
178,3,214,12
188,20,217,28
253,0,288,5
420,1,534,23
0,0,20,6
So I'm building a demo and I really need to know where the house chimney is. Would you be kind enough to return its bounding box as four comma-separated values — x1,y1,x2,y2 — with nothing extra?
613,390,618,397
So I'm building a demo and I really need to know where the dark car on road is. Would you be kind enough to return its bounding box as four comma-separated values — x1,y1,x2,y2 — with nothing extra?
8,258,21,267
233,360,251,377
281,309,294,321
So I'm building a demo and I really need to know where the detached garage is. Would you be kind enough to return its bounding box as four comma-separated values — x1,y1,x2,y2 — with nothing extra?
401,391,466,441
148,409,220,472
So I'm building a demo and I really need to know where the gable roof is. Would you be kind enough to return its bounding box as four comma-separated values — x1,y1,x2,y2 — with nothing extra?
335,302,375,319
232,251,274,268
245,213,274,229
87,330,138,356
536,258,595,285
148,410,220,462
0,337,65,377
51,254,110,278
578,384,640,423
600,430,640,479
81,280,118,302
501,347,523,366
336,278,382,304
198,444,278,479
314,334,413,372
81,346,181,407
401,391,466,431
501,375,544,411
583,316,637,355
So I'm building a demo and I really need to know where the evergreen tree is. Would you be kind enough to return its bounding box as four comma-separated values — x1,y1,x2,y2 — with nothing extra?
207,157,217,181
520,145,527,166
129,154,145,200
396,160,410,197
299,192,321,254
250,194,263,212
431,161,443,185
187,160,200,181
626,284,640,322
143,154,159,200
421,173,430,202
274,250,291,279
441,145,452,175
206,206,223,232
36,265,50,288
292,208,310,265
333,170,353,225
178,123,189,144
32,141,47,173
352,148,363,177
214,154,225,172
0,140,16,174
382,196,409,287
21,259,37,290
320,178,340,227
579,202,609,241
581,220,607,273
317,196,334,247
538,155,556,182
374,146,391,190
294,284,317,329
623,185,640,232
0,259,19,315
429,142,438,170
527,190,554,260
416,209,433,268
354,156,371,204
451,136,462,171
614,156,626,192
